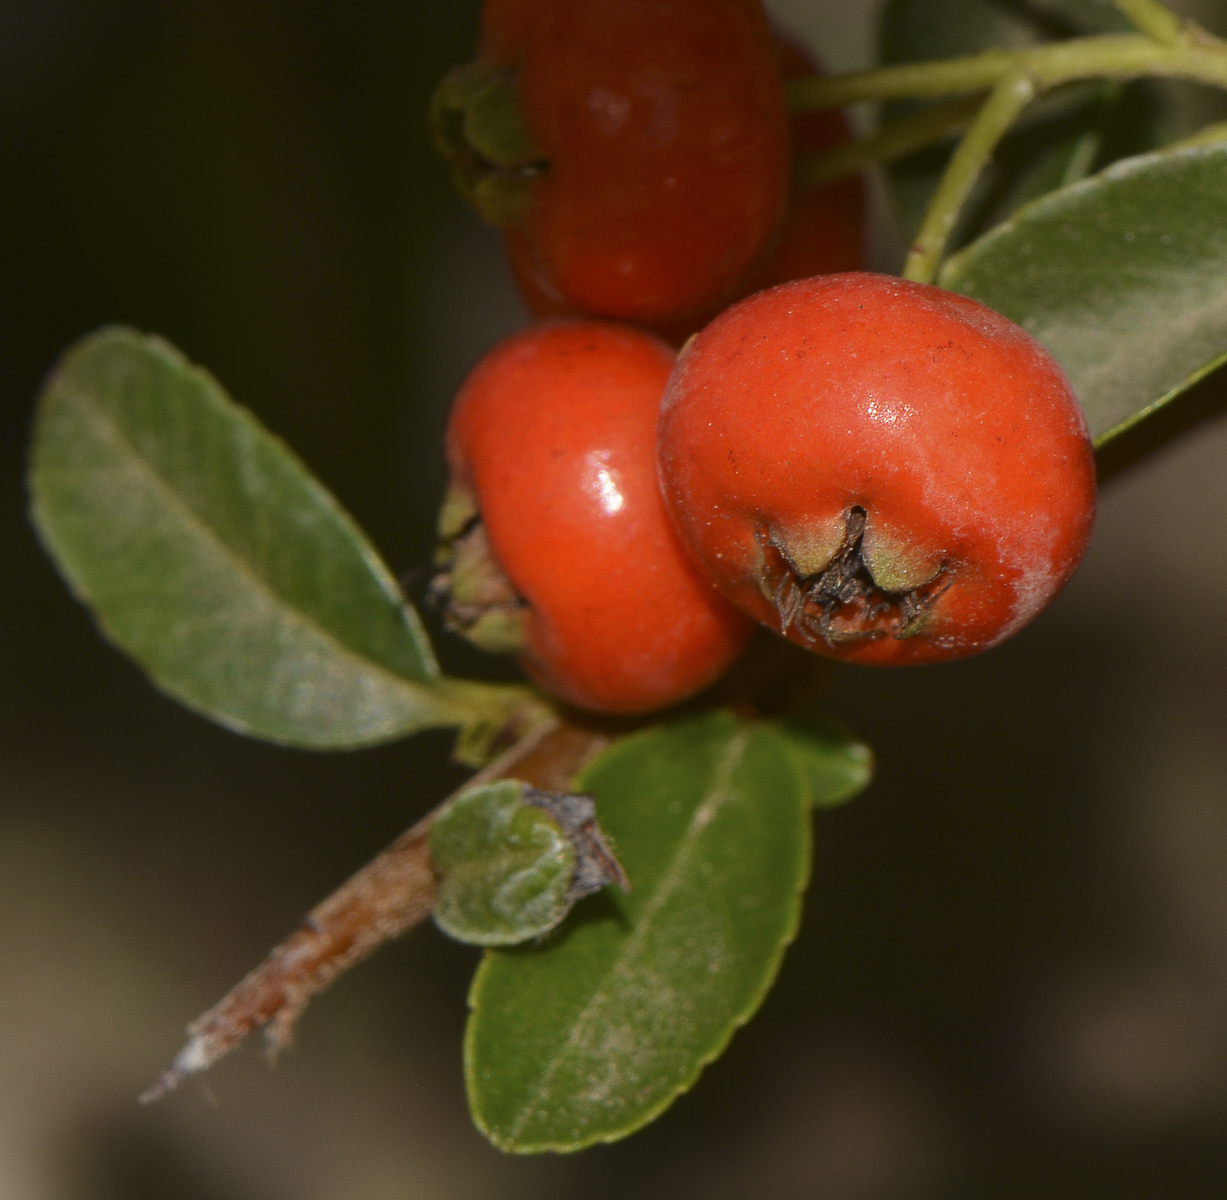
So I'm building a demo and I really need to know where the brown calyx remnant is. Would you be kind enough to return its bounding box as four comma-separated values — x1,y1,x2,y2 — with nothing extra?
522,788,629,900
757,506,951,646
139,719,612,1104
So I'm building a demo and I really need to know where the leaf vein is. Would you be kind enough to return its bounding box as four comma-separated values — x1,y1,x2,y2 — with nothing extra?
62,381,440,712
504,730,752,1141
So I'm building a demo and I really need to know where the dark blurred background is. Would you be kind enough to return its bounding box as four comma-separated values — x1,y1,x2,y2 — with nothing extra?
3,1,1227,1196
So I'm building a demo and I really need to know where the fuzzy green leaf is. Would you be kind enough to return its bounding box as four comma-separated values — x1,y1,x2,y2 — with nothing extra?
939,145,1227,444
28,327,473,749
431,782,578,947
771,712,874,810
465,711,810,1153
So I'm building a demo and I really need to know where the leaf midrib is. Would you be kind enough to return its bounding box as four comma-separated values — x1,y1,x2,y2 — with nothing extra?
503,730,751,1142
56,377,432,704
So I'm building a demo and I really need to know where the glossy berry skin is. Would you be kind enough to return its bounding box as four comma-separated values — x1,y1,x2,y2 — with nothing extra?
439,321,753,713
657,274,1096,666
486,0,790,325
510,35,864,345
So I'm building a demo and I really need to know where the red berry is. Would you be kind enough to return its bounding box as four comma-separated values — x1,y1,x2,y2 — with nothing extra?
657,273,1097,666
436,321,753,713
474,0,790,324
506,34,865,345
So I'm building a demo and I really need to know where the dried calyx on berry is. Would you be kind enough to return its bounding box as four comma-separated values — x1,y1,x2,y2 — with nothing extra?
431,487,528,656
657,273,1097,667
757,505,952,648
435,320,753,714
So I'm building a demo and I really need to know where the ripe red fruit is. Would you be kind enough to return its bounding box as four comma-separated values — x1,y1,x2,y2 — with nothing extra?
448,0,790,326
506,34,865,344
657,273,1097,666
436,321,753,713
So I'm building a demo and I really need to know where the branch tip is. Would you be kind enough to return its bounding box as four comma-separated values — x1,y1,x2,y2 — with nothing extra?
139,1033,215,1104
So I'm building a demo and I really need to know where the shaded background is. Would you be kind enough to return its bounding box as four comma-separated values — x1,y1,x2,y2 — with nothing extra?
3,0,1227,1196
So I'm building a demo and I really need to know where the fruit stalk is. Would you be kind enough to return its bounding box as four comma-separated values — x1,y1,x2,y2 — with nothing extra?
792,81,1120,192
1110,0,1184,45
785,33,1227,110
793,95,983,188
903,71,1037,285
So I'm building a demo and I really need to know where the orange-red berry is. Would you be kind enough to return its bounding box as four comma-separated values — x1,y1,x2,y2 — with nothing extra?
657,273,1097,666
505,32,865,345
437,321,753,713
471,0,791,325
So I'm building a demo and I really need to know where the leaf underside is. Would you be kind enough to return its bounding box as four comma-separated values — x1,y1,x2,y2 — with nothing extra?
29,327,452,749
464,711,811,1153
940,145,1227,444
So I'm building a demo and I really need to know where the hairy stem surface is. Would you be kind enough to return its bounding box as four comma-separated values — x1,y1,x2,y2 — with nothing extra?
140,717,613,1103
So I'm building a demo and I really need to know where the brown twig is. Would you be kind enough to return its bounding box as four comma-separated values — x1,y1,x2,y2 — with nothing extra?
140,717,613,1103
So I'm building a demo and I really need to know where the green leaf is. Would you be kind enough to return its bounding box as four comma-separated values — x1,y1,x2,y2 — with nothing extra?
28,327,478,749
771,712,874,810
431,782,578,947
938,145,1227,444
432,782,626,947
465,711,810,1153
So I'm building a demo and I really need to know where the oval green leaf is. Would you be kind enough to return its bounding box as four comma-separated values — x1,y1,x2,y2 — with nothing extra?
431,781,578,948
28,327,465,749
771,711,874,810
464,710,810,1153
938,144,1227,444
